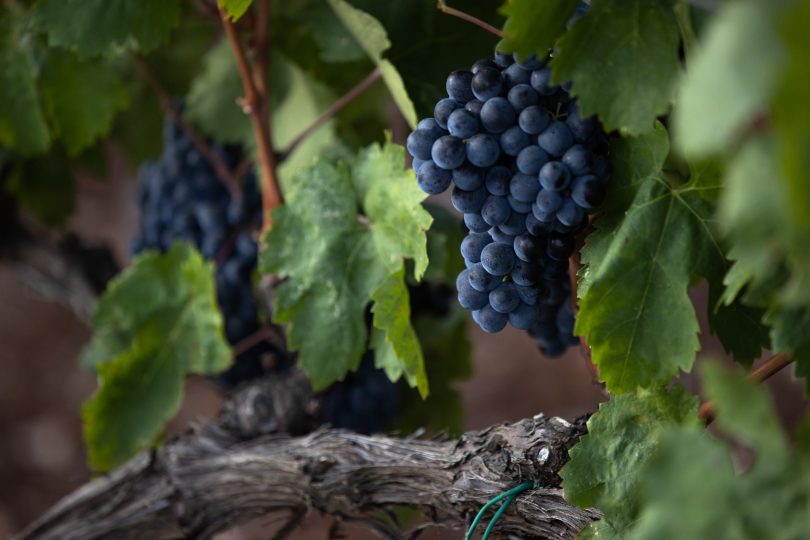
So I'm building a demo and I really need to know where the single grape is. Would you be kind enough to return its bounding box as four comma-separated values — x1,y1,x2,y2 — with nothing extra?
502,63,531,88
525,213,548,236
465,99,484,117
547,233,575,261
510,172,541,202
434,98,459,129
494,50,514,68
446,70,475,102
509,302,540,329
452,163,484,191
500,126,530,156
507,195,532,214
458,277,489,310
490,282,520,313
469,262,500,292
556,199,585,227
516,145,550,175
532,201,556,223
481,195,511,226
431,135,466,169
518,106,552,135
536,188,563,213
466,134,500,167
416,118,445,138
472,58,499,73
514,233,543,262
480,97,516,133
530,68,556,96
537,121,574,157
464,212,490,232
406,129,439,161
447,109,479,139
539,161,572,191
485,166,511,196
416,161,452,194
571,175,606,209
475,304,508,333
511,257,540,286
507,84,540,111
471,66,504,101
561,144,592,176
497,210,528,236
460,231,493,263
480,242,516,276
451,185,488,213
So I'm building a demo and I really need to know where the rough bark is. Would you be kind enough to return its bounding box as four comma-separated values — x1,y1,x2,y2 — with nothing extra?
15,371,599,540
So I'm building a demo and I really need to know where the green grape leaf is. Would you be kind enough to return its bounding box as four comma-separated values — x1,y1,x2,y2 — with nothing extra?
327,0,417,128
498,0,579,60
769,307,810,392
6,152,75,226
397,307,473,437
552,0,680,135
218,0,253,21
34,0,182,56
673,0,788,157
0,15,50,155
561,385,699,538
627,365,809,540
81,244,231,471
111,85,164,163
262,142,431,391
371,268,428,397
298,2,367,63
39,50,128,156
577,123,757,390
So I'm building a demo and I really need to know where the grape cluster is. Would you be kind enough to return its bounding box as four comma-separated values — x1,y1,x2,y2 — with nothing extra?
132,119,271,384
406,50,609,356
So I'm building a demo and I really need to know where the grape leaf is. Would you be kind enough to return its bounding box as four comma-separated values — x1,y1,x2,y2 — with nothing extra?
34,0,182,56
627,365,809,540
561,385,699,538
498,0,579,60
81,243,231,471
673,0,788,157
219,0,253,21
769,307,810,392
261,142,431,391
327,0,417,128
552,0,680,135
297,1,367,63
0,14,50,155
39,50,128,156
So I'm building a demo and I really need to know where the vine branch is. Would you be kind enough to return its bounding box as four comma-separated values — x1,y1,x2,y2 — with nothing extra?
220,6,283,232
134,55,241,198
278,67,382,161
436,1,503,38
699,353,795,423
14,371,599,540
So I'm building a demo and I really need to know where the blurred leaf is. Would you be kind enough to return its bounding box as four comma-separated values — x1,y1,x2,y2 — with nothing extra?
0,14,50,155
674,0,788,157
561,385,699,538
111,84,164,164
298,1,366,63
768,307,810,392
552,0,680,135
7,151,75,226
35,0,183,56
81,243,231,471
218,0,253,21
498,0,579,60
261,142,431,390
39,50,128,156
423,203,465,285
327,0,417,128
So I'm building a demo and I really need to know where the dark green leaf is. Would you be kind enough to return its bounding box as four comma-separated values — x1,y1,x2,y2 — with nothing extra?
6,152,75,226
769,307,810,392
552,0,680,135
81,243,231,471
39,50,128,156
498,0,579,60
35,0,182,56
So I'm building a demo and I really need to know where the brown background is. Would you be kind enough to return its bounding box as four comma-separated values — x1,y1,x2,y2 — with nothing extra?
0,155,805,539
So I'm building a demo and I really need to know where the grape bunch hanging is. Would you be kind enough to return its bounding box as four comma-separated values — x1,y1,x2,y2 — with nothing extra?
407,50,609,357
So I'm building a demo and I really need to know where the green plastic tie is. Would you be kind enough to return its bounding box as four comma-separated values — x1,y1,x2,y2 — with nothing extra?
465,481,537,540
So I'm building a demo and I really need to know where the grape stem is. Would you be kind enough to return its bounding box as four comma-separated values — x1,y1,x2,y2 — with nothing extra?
220,4,283,233
699,352,794,424
436,1,503,38
277,67,382,162
133,55,241,198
